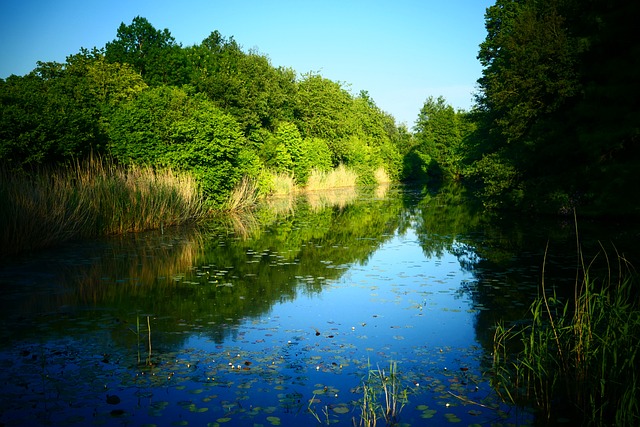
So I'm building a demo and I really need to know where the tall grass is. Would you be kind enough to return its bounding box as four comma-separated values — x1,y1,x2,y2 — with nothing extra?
270,171,296,196
306,164,358,192
224,176,260,211
492,235,640,425
0,157,205,256
354,362,409,427
373,167,391,185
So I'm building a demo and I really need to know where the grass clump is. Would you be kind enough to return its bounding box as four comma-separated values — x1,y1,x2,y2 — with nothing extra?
306,164,358,192
354,362,409,427
492,229,640,425
224,176,260,211
373,167,391,185
269,171,296,196
0,157,205,256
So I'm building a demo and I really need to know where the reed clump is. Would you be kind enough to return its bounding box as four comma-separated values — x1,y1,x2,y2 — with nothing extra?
0,157,205,256
224,175,261,211
492,240,640,425
373,167,391,185
306,164,358,192
354,362,409,427
269,171,296,196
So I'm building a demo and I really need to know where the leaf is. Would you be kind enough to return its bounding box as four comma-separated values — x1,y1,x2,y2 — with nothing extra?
444,413,461,423
266,416,281,425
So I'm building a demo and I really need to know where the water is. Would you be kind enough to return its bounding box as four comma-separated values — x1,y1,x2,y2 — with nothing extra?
1,185,637,426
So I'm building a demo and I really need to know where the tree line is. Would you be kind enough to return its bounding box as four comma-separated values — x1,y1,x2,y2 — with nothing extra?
0,17,415,208
2,0,638,216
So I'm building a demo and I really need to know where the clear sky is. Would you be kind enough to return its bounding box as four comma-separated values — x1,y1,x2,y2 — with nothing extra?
0,0,493,126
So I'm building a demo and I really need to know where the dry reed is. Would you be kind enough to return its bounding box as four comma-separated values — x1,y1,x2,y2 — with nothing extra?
305,164,358,192
0,157,205,256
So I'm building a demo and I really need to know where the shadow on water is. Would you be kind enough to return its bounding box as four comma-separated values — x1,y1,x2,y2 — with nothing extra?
1,182,638,426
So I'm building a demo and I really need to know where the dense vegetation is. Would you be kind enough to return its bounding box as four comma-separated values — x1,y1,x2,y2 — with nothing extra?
0,17,409,207
467,0,640,215
2,0,638,252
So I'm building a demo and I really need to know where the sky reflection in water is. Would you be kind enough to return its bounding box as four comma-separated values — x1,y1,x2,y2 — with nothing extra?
0,191,535,426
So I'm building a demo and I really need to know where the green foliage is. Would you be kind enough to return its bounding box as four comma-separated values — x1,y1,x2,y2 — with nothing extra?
295,73,353,153
0,50,147,168
107,86,247,206
187,32,297,134
105,16,188,86
273,121,315,184
471,0,640,215
413,96,465,181
493,245,640,425
464,152,520,209
303,137,333,173
2,16,408,221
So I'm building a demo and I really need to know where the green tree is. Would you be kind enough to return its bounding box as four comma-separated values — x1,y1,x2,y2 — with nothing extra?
471,0,640,215
0,50,146,168
470,0,580,210
295,73,353,161
105,16,188,86
187,32,297,134
413,96,464,181
302,137,333,173
107,86,247,206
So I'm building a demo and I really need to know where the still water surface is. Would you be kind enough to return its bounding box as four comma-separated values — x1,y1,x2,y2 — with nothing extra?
1,185,637,426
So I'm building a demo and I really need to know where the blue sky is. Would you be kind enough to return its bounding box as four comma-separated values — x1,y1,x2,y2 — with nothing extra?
0,0,493,126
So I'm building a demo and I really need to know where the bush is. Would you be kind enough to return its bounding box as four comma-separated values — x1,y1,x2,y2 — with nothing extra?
107,87,247,207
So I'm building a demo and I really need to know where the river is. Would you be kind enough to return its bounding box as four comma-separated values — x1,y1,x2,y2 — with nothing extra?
1,184,637,426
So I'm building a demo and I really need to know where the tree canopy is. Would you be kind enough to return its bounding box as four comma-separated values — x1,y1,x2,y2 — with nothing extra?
468,0,640,215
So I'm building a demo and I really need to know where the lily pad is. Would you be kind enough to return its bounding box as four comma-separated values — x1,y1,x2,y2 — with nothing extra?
444,413,462,423
266,416,281,425
332,405,350,414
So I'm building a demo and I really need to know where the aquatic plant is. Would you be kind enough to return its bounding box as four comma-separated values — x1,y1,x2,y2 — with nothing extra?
354,362,409,427
492,234,640,425
307,394,332,425
129,314,153,366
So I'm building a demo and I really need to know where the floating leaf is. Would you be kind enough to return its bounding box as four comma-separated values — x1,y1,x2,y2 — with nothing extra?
332,405,349,414
266,416,281,425
444,413,462,423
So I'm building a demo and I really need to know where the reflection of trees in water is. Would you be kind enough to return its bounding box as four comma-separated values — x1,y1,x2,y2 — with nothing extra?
6,183,635,358
412,182,640,352
1,187,405,351
193,190,405,343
